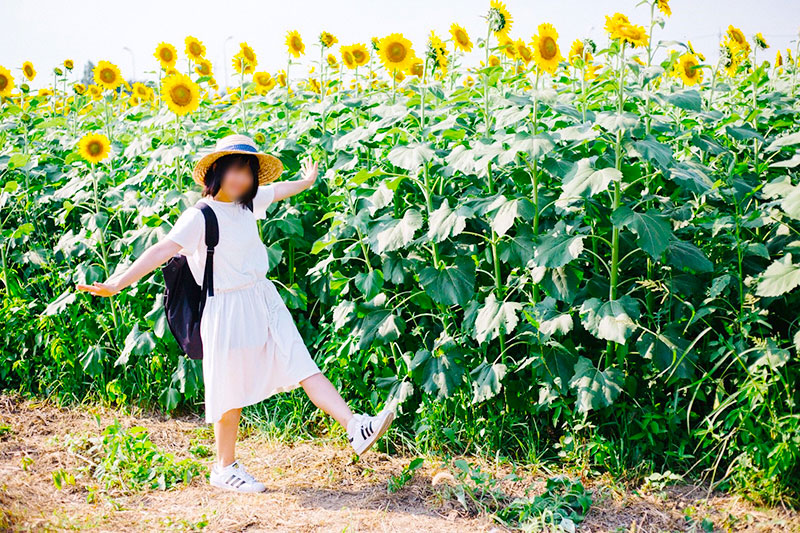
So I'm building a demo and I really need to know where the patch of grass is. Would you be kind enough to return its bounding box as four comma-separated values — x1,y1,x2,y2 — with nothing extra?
387,457,424,493
65,416,206,494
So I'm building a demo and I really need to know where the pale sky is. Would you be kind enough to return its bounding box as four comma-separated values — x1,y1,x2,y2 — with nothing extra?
2,0,798,89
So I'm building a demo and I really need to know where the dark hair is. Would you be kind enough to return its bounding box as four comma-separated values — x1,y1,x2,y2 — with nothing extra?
202,153,259,211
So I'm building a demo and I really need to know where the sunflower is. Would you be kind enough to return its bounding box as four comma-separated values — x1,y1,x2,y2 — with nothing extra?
184,36,206,61
754,32,769,50
464,75,475,87
88,84,103,100
253,71,276,95
154,42,178,68
532,23,564,74
657,0,671,17
674,53,703,85
407,56,424,77
194,58,213,77
604,13,630,37
498,35,517,60
775,50,783,68
93,60,123,91
326,54,339,69
350,44,370,66
488,55,501,67
569,39,590,66
238,42,258,67
320,31,338,48
585,63,601,80
393,69,406,83
131,82,146,98
615,22,648,48
0,66,14,97
22,61,36,81
161,73,200,115
687,40,705,62
307,78,321,94
370,36,380,51
64,59,74,70
726,25,750,53
78,132,111,164
286,30,305,57
787,48,794,65
276,70,287,86
516,39,533,65
488,0,513,38
232,52,255,75
341,46,357,69
73,82,86,95
450,23,472,52
427,31,449,72
378,33,415,73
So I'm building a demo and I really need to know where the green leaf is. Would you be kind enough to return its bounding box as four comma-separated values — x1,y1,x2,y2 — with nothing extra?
669,162,715,194
579,296,640,344
474,293,522,344
663,89,702,112
756,254,800,297
490,196,519,236
428,199,467,242
387,142,434,172
80,345,106,377
558,159,621,205
533,233,584,268
636,328,696,380
370,209,423,253
421,351,464,399
418,257,476,306
355,269,384,300
632,137,674,169
43,290,76,316
765,131,800,152
664,239,713,273
470,361,507,404
611,206,672,260
568,357,624,413
355,308,404,349
116,324,157,367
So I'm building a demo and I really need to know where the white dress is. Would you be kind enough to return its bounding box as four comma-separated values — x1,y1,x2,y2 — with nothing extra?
165,184,322,424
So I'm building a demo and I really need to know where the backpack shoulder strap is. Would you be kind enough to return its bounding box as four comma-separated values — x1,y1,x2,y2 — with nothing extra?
195,202,219,299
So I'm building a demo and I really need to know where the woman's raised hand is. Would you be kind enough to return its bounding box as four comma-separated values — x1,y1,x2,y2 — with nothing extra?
300,156,318,187
76,280,121,297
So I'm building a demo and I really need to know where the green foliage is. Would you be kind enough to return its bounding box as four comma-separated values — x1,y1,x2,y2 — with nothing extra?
387,457,424,493
65,418,206,493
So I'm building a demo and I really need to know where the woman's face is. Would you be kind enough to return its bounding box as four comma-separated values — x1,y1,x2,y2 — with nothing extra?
220,161,255,200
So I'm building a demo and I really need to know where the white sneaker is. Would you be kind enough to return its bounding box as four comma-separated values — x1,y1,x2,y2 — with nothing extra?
347,408,395,456
209,460,266,493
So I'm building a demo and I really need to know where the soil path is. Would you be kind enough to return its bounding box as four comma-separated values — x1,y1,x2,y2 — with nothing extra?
0,395,797,532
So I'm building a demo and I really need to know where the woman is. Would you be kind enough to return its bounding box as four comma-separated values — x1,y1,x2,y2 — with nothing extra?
76,134,394,493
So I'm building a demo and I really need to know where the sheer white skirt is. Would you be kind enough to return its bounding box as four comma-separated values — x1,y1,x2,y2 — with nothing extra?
199,277,321,424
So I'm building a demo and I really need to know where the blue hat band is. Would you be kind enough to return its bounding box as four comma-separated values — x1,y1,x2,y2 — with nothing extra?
221,143,258,153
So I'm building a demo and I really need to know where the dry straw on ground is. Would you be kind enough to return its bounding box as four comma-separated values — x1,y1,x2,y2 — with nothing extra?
0,395,797,532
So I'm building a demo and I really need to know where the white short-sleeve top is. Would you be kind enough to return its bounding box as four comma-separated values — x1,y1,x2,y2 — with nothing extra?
165,184,276,290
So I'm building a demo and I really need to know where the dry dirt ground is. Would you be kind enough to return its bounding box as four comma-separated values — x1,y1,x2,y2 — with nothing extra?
0,394,797,533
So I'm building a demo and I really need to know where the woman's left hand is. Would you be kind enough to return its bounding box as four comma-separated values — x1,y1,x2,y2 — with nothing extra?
301,156,318,188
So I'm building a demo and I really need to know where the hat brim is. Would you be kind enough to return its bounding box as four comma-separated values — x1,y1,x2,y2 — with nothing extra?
191,149,283,187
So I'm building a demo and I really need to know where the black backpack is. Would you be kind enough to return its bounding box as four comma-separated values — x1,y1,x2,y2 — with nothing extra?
162,202,219,360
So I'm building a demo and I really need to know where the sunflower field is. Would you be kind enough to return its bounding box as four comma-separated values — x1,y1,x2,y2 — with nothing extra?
1,0,799,506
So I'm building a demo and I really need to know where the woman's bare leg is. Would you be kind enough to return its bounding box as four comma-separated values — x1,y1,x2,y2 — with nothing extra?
214,407,242,468
300,372,354,428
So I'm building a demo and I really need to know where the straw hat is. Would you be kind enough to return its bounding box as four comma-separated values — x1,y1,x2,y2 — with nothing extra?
191,134,283,187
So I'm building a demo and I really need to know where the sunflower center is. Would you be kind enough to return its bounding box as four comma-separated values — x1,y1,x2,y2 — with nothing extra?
161,50,174,62
541,37,557,60
684,62,698,78
456,31,469,46
170,84,192,106
353,50,366,63
190,43,202,56
88,141,102,156
100,69,115,83
291,37,302,51
25,67,33,76
0,77,7,90
387,42,407,63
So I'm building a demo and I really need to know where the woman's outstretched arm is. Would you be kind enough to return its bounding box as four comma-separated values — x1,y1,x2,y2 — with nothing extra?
270,157,319,202
76,238,183,297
